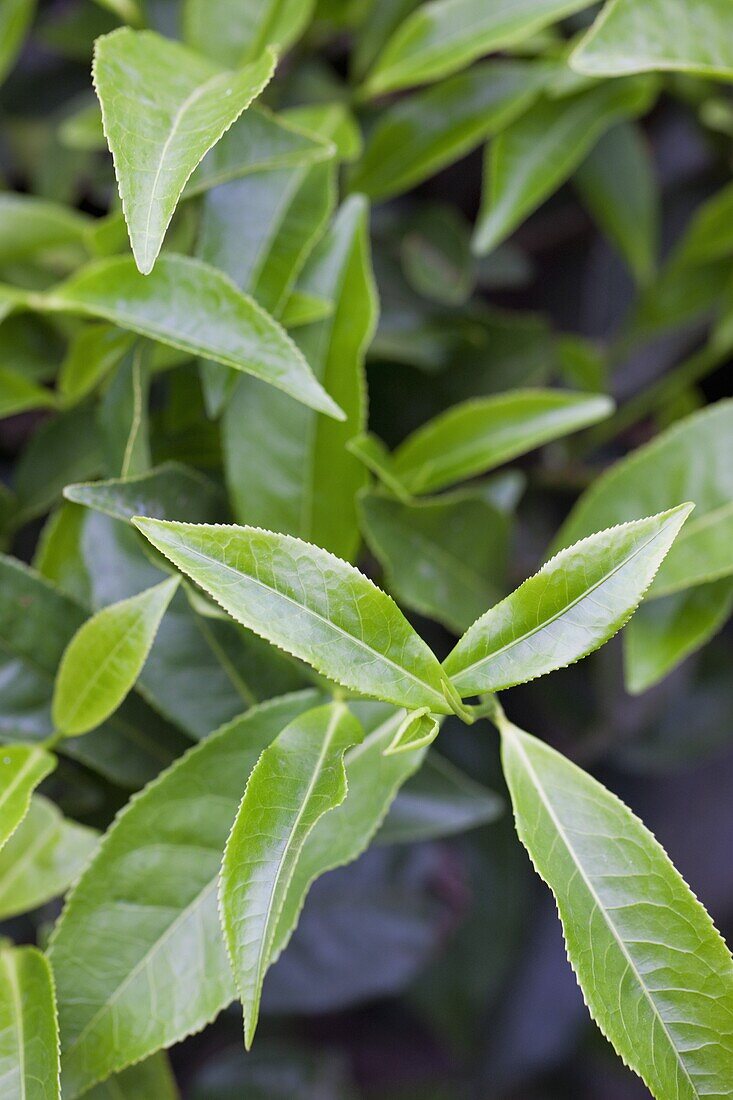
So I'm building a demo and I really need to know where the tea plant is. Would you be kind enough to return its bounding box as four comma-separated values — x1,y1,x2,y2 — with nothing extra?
0,1,732,1097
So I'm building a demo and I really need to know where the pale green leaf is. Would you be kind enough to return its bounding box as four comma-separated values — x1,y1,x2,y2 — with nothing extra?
52,576,179,736
0,745,55,850
183,0,315,68
133,518,451,714
0,946,59,1100
572,0,733,80
473,79,654,255
48,692,319,1098
0,193,90,263
359,485,512,634
500,716,733,1098
554,401,733,598
93,28,276,273
220,702,363,1047
444,505,692,696
392,390,612,495
222,196,375,561
45,254,343,419
574,121,658,284
624,578,733,695
362,0,592,96
64,463,226,526
350,60,545,202
0,794,97,920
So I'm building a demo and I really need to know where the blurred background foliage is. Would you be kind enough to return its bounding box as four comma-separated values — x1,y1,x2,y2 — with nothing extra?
0,1,732,1097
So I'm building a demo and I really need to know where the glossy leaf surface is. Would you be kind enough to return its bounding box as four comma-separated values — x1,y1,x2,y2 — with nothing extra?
0,946,59,1100
134,519,451,713
47,255,342,418
572,0,733,79
220,703,362,1047
555,401,733,597
392,390,612,495
52,576,179,736
49,692,318,1098
501,717,733,1099
93,28,276,273
445,506,691,696
0,795,97,919
363,0,591,96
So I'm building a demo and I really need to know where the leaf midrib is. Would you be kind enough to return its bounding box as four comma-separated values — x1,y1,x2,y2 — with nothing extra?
2,953,27,1100
171,538,446,708
510,728,699,1098
451,523,666,682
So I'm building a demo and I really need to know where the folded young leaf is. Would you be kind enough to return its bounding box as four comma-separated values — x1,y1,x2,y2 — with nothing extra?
52,576,179,736
500,717,733,1098
0,744,56,850
133,519,452,714
222,196,375,561
48,691,319,1098
571,0,733,79
269,702,431,960
93,28,276,273
359,485,512,634
445,505,692,696
65,463,226,526
392,390,612,495
351,60,545,202
0,946,60,1100
555,401,733,598
362,0,592,96
45,255,343,418
220,702,362,1048
384,708,440,755
474,79,654,255
624,578,733,695
183,0,315,68
0,794,97,920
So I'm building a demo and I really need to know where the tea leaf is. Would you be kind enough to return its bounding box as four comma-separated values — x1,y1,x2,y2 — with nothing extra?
351,61,545,202
0,745,55,850
81,1055,179,1100
0,193,90,262
46,254,343,418
0,795,97,920
0,0,36,85
133,519,451,713
572,0,733,79
48,692,319,1098
363,0,592,96
52,576,179,736
65,463,226,525
184,0,315,68
93,28,276,273
500,716,733,1098
392,390,612,495
444,506,692,696
555,401,733,597
474,79,654,255
0,946,59,1099
223,196,375,560
384,709,440,755
0,366,56,419
220,702,363,1047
